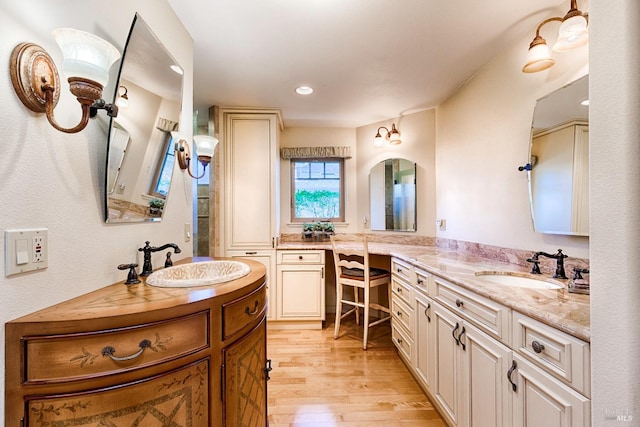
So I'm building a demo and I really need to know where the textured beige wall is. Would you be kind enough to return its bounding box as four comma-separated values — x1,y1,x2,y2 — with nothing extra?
590,0,640,423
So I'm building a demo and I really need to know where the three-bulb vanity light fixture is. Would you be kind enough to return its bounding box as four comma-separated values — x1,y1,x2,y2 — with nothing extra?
373,123,401,147
522,0,589,73
173,133,219,179
10,28,121,133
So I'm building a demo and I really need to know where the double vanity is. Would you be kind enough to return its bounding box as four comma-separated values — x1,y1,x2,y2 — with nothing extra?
278,240,591,427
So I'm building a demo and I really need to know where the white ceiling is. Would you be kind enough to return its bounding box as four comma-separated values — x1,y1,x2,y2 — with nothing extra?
167,0,571,128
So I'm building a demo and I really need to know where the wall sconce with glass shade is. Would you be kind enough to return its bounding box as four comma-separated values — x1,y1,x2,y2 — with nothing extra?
115,85,129,109
373,123,401,147
522,0,588,73
10,28,121,133
174,133,219,179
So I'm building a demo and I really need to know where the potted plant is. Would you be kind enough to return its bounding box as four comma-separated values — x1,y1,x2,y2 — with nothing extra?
313,222,324,240
148,198,165,216
321,222,335,239
302,223,314,240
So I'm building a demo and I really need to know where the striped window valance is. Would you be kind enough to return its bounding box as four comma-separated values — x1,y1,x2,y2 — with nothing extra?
156,117,179,132
280,146,352,159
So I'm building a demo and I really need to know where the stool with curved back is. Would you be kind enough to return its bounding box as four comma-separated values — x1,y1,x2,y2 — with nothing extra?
330,234,391,350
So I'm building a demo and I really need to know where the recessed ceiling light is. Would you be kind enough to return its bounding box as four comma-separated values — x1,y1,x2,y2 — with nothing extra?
295,86,314,95
170,64,183,75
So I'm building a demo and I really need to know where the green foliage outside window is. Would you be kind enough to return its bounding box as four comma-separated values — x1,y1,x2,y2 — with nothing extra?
295,189,340,219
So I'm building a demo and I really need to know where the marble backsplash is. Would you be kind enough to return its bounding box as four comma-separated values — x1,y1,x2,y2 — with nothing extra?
279,232,589,277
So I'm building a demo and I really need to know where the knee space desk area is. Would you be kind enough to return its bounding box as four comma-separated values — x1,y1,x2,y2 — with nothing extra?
276,240,591,427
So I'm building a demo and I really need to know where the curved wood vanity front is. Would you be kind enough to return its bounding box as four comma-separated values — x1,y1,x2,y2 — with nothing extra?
4,258,268,427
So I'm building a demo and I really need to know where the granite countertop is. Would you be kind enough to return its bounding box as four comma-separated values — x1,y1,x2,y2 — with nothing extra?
277,242,590,342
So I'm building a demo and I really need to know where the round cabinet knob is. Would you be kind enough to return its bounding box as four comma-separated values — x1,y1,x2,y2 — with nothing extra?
298,255,303,260
455,299,464,308
531,340,545,354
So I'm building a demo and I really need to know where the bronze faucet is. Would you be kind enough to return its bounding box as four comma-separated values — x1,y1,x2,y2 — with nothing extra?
138,241,181,276
527,249,568,279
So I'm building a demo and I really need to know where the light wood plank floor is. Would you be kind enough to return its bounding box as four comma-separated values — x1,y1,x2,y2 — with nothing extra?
267,318,447,427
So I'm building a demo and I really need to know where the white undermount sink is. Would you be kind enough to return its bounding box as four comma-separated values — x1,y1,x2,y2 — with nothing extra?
474,271,564,290
146,260,251,288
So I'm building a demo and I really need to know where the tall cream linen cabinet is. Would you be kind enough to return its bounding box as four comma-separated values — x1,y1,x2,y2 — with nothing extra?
221,108,282,319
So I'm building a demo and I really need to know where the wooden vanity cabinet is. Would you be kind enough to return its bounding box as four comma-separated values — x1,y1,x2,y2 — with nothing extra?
5,258,269,427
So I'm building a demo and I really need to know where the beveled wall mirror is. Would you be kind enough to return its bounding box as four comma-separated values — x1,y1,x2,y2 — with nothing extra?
104,14,183,223
370,158,416,231
528,75,589,235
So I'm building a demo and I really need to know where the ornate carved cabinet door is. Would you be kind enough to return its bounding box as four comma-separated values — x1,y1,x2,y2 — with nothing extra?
222,319,268,427
26,359,210,427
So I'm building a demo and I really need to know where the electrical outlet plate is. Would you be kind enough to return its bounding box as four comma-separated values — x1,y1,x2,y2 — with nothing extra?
4,228,48,276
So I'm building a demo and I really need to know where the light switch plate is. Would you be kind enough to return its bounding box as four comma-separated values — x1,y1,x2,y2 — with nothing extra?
4,228,48,276
184,222,191,242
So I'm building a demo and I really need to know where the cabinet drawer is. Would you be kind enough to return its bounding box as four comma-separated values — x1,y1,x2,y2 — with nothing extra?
391,257,413,283
512,311,590,397
391,275,412,306
415,267,432,296
433,276,510,344
223,284,267,340
391,293,414,334
26,358,210,426
24,311,210,384
277,250,324,264
392,323,413,363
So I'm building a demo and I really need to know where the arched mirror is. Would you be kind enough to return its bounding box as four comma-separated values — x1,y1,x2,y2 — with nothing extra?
370,158,416,231
104,14,184,223
528,75,589,235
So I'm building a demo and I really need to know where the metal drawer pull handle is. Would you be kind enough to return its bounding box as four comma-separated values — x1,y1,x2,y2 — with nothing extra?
452,323,460,345
397,311,402,317
397,337,403,344
417,278,424,285
397,268,403,273
507,360,518,392
102,339,151,362
397,287,402,293
245,300,260,316
425,303,431,322
245,251,258,255
264,359,273,381
458,326,466,351
455,299,464,308
531,340,545,354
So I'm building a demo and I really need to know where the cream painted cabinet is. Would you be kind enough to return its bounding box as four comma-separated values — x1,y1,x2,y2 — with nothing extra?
432,301,512,427
275,250,325,328
390,257,591,427
222,109,281,252
222,109,281,321
431,300,464,425
391,258,415,364
459,319,513,427
414,282,435,391
228,250,276,320
511,354,590,427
